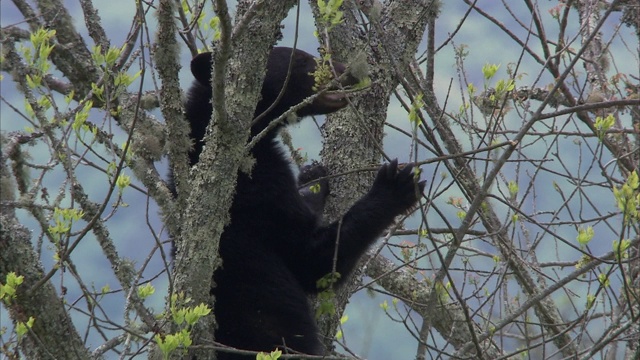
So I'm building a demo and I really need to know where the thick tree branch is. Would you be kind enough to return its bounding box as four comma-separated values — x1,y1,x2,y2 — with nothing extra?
0,161,91,360
165,1,300,357
309,0,441,352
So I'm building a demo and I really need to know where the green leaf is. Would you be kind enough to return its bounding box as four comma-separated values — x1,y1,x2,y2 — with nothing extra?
467,83,476,95
172,308,186,325
612,239,631,260
92,45,105,65
482,63,500,79
26,74,40,88
507,180,518,198
104,46,121,67
116,174,131,190
409,93,424,124
137,283,155,299
576,226,594,246
155,334,180,359
594,114,615,141
597,273,610,287
628,171,639,190
101,284,110,295
309,183,321,194
16,317,35,339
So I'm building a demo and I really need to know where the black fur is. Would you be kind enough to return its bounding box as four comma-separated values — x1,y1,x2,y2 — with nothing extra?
297,162,330,217
177,47,425,359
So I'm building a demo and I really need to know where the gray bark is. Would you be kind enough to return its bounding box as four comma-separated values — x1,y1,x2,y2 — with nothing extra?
310,0,441,352
1,0,639,359
1,155,92,359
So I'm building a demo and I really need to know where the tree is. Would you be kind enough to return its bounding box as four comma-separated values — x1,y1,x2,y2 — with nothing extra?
1,0,639,359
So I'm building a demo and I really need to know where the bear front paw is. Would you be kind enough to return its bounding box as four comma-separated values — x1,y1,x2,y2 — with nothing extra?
298,162,329,197
298,162,330,215
370,159,425,214
298,162,328,185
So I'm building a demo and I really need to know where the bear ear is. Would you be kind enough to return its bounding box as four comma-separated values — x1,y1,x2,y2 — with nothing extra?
191,52,214,85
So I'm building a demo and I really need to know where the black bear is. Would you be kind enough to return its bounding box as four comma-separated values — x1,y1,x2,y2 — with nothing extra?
177,47,425,359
